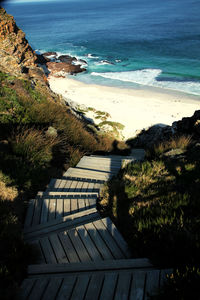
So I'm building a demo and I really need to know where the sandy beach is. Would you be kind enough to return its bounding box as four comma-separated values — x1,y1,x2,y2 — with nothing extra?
49,76,200,140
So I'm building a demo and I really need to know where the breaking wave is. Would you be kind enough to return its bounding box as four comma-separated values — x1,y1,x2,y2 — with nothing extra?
91,69,200,95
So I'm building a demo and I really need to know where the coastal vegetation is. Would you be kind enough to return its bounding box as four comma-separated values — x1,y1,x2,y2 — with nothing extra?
100,135,200,298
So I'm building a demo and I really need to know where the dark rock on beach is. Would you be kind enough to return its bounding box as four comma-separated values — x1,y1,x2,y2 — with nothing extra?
58,55,77,63
46,61,86,76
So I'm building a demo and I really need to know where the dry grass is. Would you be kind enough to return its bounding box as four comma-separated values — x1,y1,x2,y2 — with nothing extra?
0,180,18,201
10,128,60,167
152,135,192,157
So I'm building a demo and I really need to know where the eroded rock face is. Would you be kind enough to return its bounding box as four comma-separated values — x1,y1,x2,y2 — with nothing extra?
0,7,38,75
0,6,49,88
46,61,86,76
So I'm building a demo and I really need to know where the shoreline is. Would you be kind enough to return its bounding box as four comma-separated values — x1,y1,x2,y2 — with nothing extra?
48,75,200,140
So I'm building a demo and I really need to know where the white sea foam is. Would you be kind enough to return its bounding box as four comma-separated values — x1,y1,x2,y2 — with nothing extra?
95,60,114,66
87,54,99,59
91,69,200,96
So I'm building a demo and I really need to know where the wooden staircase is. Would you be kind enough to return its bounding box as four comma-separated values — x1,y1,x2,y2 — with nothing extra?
19,151,172,299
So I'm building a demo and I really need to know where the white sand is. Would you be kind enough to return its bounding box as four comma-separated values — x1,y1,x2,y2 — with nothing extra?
48,76,200,140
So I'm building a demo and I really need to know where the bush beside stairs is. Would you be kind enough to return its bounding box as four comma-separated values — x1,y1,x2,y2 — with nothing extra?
19,149,172,300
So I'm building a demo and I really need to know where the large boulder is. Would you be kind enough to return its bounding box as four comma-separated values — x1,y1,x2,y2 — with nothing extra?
58,55,77,64
46,61,86,76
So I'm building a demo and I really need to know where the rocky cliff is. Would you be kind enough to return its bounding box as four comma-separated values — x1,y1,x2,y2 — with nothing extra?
0,7,48,85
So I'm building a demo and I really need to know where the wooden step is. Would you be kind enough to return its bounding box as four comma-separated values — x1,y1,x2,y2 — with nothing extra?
76,161,121,173
24,207,99,240
19,267,172,300
62,176,106,184
24,195,98,228
45,178,104,194
63,168,112,180
28,258,154,276
79,156,122,167
24,217,132,264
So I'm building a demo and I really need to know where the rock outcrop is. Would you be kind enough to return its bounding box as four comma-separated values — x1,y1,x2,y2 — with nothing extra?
46,61,86,76
173,110,200,136
0,7,48,86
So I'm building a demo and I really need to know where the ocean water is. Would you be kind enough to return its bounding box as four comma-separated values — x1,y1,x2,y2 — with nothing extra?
4,0,200,96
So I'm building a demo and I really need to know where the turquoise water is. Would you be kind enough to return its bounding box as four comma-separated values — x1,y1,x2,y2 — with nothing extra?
4,0,200,95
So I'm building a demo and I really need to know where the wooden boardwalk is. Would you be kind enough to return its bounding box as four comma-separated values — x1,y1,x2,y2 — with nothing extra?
19,152,172,299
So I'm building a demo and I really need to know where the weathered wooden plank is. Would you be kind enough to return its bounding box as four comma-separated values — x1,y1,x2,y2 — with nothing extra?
99,273,118,300
42,277,63,300
63,175,105,184
24,199,35,228
67,228,91,262
77,161,120,171
101,218,132,258
85,273,104,300
65,168,111,179
24,208,99,240
69,180,79,191
49,234,69,263
81,156,124,163
71,198,78,213
63,199,71,216
56,198,63,219
81,181,89,192
76,225,102,261
79,159,121,167
32,198,42,226
75,166,115,175
40,198,49,224
75,180,84,192
93,219,125,259
70,275,90,300
19,278,36,300
78,198,85,210
144,270,160,300
28,278,49,300
88,197,96,207
56,179,66,190
129,271,146,300
28,259,154,276
114,273,132,300
84,222,113,260
39,237,57,264
58,231,79,263
57,277,77,300
60,179,72,192
48,198,56,221
86,182,95,193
